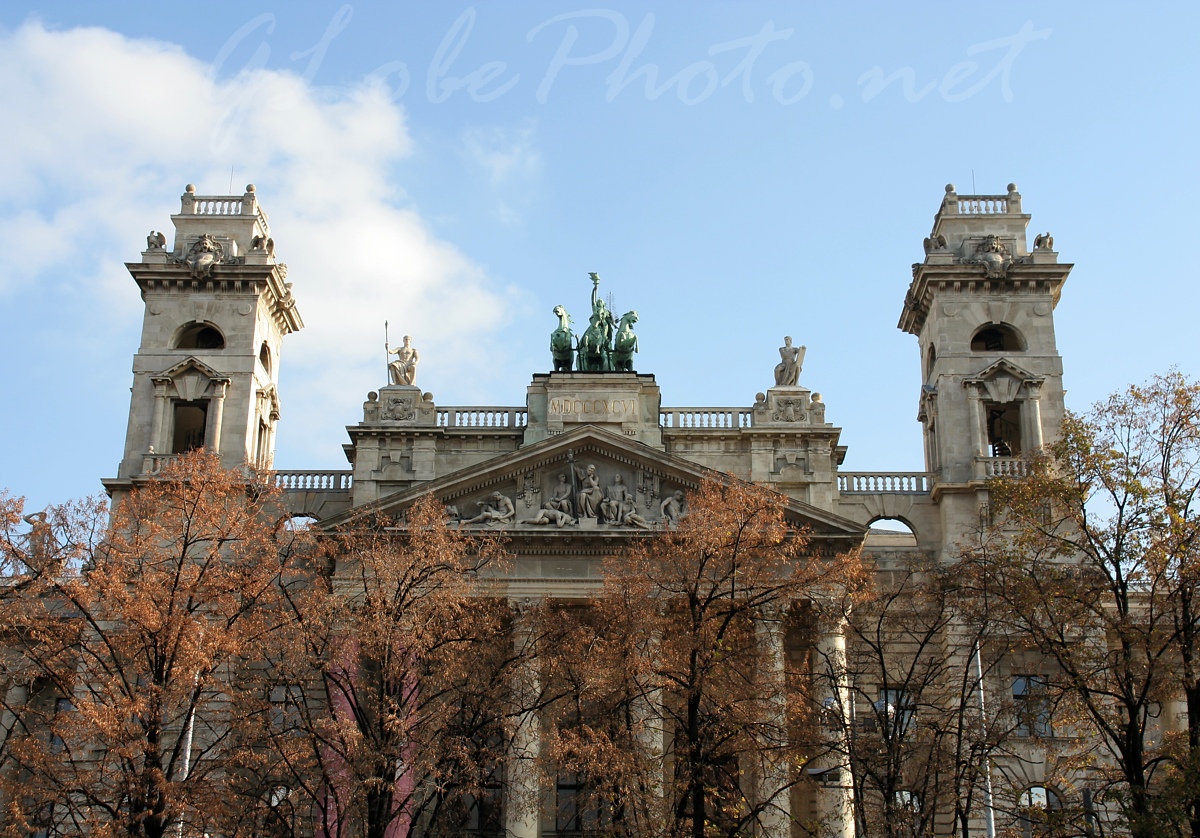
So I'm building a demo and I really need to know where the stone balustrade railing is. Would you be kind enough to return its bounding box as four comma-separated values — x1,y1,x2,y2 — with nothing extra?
661,408,753,429
142,454,181,474
837,472,931,494
179,192,271,233
189,197,244,215
274,470,353,491
952,195,1009,214
437,407,528,428
981,457,1027,478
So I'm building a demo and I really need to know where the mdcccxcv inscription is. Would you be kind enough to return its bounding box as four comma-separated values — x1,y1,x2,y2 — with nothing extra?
549,397,638,421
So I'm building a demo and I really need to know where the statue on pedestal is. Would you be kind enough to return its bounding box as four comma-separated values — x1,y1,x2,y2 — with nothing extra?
387,335,420,386
774,336,806,387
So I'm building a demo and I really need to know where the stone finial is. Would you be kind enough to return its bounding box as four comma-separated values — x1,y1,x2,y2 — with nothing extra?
945,183,956,193
246,183,256,193
1007,182,1018,193
185,183,196,194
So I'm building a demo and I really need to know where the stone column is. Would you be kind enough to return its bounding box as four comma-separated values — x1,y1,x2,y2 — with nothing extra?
0,683,28,753
814,619,855,838
634,628,665,808
506,598,541,838
265,414,279,469
966,384,987,459
149,380,169,454
757,605,791,838
205,381,228,453
1025,383,1044,450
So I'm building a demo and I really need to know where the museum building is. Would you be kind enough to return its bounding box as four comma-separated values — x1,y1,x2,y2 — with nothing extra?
100,182,1076,836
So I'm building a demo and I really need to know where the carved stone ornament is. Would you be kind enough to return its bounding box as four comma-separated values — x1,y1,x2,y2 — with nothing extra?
773,397,806,423
1033,232,1054,251
146,230,166,250
460,491,517,527
181,234,225,278
520,472,542,508
922,233,947,254
970,235,1013,278
382,395,415,421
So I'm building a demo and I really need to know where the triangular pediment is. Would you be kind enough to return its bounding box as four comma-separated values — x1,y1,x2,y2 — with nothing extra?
964,359,1044,405
322,425,866,545
152,356,228,382
964,358,1041,385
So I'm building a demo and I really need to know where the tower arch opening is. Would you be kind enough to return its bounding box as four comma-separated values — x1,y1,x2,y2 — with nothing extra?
174,321,226,350
970,323,1025,352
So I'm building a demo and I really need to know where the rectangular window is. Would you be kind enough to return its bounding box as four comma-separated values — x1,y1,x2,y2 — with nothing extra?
1013,675,1052,737
269,685,303,734
556,771,609,832
985,402,1022,457
171,400,208,453
879,688,916,739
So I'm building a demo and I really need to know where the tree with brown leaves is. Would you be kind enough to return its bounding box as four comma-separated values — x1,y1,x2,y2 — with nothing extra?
234,494,516,838
0,452,307,838
972,371,1200,838
545,477,863,838
825,557,1024,838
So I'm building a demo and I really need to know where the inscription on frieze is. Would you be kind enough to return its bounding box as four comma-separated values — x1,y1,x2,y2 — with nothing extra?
549,396,638,423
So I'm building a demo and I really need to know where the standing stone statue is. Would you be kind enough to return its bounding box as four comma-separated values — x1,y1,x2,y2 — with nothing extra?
774,336,806,387
387,335,420,386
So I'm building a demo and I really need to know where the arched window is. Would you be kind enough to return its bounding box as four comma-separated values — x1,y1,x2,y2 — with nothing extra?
970,323,1025,352
1019,785,1065,838
174,322,225,350
259,342,272,375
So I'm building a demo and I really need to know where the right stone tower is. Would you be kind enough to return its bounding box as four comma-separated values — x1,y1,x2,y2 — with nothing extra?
898,183,1073,558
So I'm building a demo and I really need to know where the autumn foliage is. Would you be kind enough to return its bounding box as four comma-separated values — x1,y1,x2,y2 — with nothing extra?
543,477,863,838
972,371,1200,838
0,453,308,837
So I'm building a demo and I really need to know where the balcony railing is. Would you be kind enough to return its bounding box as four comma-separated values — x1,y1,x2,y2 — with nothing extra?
837,473,931,494
274,470,353,491
952,194,1009,214
437,407,527,428
660,408,753,429
981,457,1027,478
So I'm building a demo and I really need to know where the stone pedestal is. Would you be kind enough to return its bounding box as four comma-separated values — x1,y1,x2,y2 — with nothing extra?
524,372,662,447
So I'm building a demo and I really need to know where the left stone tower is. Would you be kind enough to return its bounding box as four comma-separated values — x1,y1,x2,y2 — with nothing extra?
105,184,303,493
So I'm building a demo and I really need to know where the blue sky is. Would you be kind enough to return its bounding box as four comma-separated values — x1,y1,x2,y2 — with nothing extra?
1,2,1198,511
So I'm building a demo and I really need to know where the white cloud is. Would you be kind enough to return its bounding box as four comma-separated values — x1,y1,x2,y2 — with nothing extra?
461,123,540,185
0,20,520,469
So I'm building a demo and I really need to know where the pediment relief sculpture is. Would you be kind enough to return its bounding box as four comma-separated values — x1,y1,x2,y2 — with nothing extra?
451,463,688,531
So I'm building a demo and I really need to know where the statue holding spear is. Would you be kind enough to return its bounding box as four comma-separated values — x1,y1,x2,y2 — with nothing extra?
384,322,420,386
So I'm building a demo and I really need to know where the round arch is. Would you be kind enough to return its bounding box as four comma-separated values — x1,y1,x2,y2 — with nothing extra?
867,516,917,536
970,322,1025,352
173,321,226,350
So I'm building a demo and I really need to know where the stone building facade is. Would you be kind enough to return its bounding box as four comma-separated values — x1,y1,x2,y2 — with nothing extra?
102,182,1077,836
